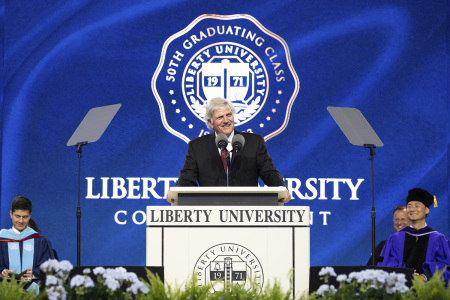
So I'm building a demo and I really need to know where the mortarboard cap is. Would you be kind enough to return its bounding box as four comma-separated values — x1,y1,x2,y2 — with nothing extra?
406,188,436,208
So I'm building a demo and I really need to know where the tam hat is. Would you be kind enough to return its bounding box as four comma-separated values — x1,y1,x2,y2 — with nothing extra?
406,188,437,208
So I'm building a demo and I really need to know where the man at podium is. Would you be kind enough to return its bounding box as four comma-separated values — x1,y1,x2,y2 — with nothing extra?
167,97,291,204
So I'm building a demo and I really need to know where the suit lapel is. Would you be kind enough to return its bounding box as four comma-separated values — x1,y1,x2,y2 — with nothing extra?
207,132,222,162
229,130,242,172
209,132,234,175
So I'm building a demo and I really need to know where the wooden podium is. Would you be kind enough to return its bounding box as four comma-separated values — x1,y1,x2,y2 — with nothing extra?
146,187,310,297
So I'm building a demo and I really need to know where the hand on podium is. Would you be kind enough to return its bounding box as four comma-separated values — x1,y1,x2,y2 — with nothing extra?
279,189,291,203
166,190,173,204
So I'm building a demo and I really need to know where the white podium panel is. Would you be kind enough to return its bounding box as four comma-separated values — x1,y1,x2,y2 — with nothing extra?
146,206,310,297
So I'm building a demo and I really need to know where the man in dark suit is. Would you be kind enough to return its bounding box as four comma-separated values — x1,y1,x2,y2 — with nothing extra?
366,206,410,265
167,97,291,203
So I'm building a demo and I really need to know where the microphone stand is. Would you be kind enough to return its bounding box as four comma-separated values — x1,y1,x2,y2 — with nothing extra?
226,151,232,187
229,142,242,187
66,103,121,268
327,106,382,267
364,144,376,266
75,141,87,267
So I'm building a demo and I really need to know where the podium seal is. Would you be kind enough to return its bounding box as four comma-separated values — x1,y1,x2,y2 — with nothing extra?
194,243,264,293
152,14,300,143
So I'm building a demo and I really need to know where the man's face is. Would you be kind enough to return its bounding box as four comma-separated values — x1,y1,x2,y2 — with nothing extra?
208,106,234,137
10,209,31,232
393,210,410,232
406,201,429,222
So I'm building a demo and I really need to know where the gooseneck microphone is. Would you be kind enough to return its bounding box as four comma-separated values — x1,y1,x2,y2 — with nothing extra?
231,134,245,152
215,133,228,150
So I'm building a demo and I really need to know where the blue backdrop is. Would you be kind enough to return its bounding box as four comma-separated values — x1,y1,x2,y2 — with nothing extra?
1,0,448,268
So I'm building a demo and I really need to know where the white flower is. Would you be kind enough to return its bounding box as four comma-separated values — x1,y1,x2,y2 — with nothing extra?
70,274,95,288
103,267,126,280
316,284,337,297
83,268,91,275
334,268,410,295
45,275,59,286
336,274,347,282
392,280,409,293
70,275,85,287
347,271,358,282
40,259,59,273
382,272,408,293
55,260,74,278
395,273,407,284
358,269,374,282
123,272,139,283
93,266,105,275
114,267,128,280
46,286,60,300
83,276,95,288
56,260,73,273
393,283,409,294
386,273,397,286
318,267,337,277
127,281,150,295
139,284,150,294
104,277,121,291
103,268,115,279
374,271,387,285
46,285,67,300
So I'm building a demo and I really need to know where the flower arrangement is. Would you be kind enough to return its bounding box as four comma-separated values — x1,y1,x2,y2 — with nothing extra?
40,259,149,299
2,260,449,299
308,266,449,300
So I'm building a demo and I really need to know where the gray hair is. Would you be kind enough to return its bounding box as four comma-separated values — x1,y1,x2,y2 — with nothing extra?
392,206,406,216
204,97,236,130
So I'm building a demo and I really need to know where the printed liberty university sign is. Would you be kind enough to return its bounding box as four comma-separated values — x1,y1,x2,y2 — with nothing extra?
152,14,300,142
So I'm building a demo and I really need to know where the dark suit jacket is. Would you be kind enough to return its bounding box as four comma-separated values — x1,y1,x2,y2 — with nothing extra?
367,240,387,265
175,130,286,187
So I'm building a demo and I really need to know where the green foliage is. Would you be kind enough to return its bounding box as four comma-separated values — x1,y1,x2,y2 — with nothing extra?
136,269,168,300
301,268,450,300
0,277,40,300
141,271,293,300
402,270,450,300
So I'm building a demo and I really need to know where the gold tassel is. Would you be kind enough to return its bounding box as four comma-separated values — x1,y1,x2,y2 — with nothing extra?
433,195,438,208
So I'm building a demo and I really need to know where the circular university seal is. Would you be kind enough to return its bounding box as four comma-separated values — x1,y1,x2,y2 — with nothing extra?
8,243,19,250
24,241,34,251
152,14,300,142
194,243,264,293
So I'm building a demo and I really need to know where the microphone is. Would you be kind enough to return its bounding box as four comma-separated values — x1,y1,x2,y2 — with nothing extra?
231,134,245,152
215,133,228,150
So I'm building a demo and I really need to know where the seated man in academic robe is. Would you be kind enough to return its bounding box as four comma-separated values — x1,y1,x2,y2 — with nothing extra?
0,196,55,291
378,188,450,284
